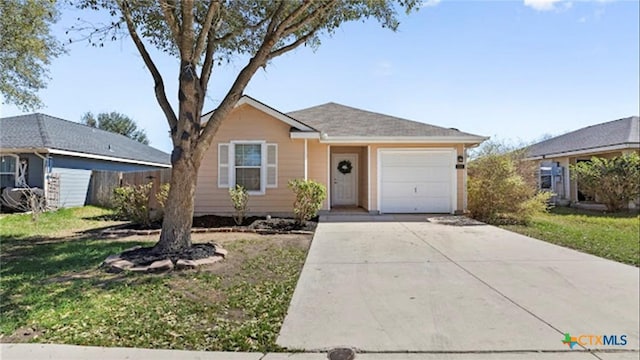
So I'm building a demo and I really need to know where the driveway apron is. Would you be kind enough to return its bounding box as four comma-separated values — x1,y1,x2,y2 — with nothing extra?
276,216,639,354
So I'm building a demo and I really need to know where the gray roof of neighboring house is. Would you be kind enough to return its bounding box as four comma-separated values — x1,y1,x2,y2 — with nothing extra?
526,116,640,158
287,102,484,138
0,113,170,165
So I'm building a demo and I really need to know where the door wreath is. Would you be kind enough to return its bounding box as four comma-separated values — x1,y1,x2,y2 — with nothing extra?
337,160,353,174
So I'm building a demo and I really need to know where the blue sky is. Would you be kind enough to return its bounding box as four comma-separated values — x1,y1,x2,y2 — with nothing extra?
1,0,638,153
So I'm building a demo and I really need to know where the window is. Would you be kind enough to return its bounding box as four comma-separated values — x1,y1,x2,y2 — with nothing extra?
539,166,553,190
0,155,18,188
234,143,262,191
218,142,277,194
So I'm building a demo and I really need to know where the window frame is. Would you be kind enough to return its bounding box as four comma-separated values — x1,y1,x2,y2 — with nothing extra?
0,154,19,187
230,140,267,195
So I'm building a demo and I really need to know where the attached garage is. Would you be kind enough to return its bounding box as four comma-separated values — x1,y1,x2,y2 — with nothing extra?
378,149,456,214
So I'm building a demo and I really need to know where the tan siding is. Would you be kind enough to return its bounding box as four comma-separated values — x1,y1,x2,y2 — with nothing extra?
369,143,464,213
306,140,329,210
359,147,369,210
195,105,304,215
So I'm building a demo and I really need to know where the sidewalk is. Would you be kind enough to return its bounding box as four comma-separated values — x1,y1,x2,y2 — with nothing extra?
2,343,638,360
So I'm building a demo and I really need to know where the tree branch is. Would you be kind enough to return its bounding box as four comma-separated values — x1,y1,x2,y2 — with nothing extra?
193,1,220,61
159,0,181,45
180,0,195,60
118,0,177,130
281,0,337,38
276,0,313,35
268,23,323,60
195,38,276,159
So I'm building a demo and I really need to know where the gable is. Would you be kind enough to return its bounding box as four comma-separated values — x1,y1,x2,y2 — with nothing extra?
201,95,316,133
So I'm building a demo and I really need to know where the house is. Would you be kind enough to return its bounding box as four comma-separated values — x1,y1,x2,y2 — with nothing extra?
195,96,487,216
0,113,171,208
525,116,639,206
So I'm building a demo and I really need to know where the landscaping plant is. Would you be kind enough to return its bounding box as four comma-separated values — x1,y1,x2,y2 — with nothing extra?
468,150,551,224
229,184,249,225
288,179,327,224
570,153,640,211
112,182,169,227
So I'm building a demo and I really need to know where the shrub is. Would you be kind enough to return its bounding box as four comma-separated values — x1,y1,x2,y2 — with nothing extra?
229,184,249,225
288,179,327,224
112,182,168,227
468,151,551,225
570,153,640,211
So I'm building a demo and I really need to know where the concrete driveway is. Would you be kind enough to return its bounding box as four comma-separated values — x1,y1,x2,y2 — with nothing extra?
277,215,639,356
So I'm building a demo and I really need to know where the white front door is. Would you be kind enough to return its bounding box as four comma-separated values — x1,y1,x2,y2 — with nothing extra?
331,153,358,206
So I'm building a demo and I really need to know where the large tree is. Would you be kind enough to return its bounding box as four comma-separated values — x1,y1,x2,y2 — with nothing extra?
81,111,150,144
78,0,417,254
0,0,64,111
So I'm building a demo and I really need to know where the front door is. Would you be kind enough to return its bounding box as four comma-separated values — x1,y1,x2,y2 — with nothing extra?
331,153,358,206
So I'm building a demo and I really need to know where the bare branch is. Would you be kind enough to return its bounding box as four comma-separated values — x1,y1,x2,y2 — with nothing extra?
159,0,182,45
193,1,220,61
199,28,216,94
118,0,177,130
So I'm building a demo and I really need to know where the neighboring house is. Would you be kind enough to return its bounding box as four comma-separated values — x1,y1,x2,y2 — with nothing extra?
0,113,171,208
525,116,639,205
195,96,487,216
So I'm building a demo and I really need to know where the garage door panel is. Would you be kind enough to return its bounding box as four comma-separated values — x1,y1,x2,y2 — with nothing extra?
382,168,450,182
382,152,451,168
379,150,454,214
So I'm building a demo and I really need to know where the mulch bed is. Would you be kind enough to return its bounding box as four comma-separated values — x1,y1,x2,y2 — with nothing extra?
101,215,318,236
120,243,217,266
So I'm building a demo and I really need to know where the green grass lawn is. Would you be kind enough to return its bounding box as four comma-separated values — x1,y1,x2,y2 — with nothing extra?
0,207,311,351
501,207,640,266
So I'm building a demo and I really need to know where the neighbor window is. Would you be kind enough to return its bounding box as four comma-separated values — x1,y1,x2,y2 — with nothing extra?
218,142,277,194
0,155,18,188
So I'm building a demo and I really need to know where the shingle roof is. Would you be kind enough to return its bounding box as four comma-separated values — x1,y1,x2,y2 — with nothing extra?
0,113,170,166
526,116,640,158
287,102,484,138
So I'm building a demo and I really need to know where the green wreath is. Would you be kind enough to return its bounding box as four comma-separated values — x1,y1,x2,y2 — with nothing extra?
337,160,353,174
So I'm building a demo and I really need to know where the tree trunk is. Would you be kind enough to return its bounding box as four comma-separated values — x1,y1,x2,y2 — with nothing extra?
153,150,198,253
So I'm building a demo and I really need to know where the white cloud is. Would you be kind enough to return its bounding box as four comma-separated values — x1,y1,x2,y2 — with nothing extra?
524,0,568,11
421,0,441,7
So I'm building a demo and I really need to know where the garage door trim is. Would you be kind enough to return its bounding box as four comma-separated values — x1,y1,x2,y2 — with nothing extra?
377,148,457,214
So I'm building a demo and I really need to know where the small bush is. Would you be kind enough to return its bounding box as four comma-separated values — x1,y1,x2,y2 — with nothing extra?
112,182,168,227
570,153,640,211
468,151,551,225
288,179,327,224
229,185,249,225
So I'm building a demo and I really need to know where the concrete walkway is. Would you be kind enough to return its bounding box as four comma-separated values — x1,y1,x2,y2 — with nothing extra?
277,216,639,356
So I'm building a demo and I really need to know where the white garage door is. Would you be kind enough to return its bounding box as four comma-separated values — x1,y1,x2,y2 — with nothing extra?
379,150,455,213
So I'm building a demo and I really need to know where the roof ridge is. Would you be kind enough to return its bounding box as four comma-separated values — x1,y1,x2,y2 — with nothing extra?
628,116,639,143
535,116,638,147
291,102,467,134
36,114,52,147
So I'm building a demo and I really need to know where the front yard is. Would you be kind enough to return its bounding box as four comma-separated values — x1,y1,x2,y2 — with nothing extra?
501,207,639,267
0,207,311,351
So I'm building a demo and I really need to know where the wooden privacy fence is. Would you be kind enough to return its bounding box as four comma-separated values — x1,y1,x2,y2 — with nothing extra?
87,168,172,208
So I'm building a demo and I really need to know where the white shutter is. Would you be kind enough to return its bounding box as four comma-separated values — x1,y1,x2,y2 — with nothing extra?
218,143,230,188
266,143,277,188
